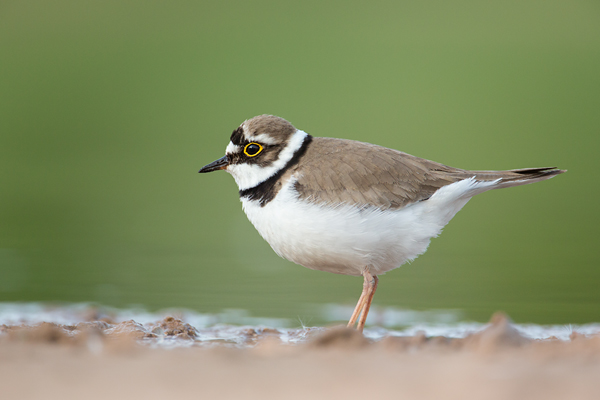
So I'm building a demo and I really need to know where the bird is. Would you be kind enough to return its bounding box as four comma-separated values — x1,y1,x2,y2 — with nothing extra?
199,115,565,331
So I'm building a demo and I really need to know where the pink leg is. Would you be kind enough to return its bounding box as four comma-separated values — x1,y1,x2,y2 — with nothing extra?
347,268,379,332
356,273,378,332
347,287,368,328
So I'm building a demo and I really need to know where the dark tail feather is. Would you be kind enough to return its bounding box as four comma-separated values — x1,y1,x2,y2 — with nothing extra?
451,167,566,189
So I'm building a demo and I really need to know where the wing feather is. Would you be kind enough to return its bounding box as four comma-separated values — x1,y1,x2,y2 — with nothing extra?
290,137,564,210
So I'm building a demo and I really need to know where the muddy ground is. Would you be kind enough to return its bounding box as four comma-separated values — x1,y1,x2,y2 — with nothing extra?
1,311,600,400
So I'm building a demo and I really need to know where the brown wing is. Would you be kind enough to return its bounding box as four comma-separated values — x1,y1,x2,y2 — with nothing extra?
290,138,462,210
290,137,564,210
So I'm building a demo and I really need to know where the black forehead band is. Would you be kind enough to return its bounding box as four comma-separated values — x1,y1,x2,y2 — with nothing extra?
230,127,245,145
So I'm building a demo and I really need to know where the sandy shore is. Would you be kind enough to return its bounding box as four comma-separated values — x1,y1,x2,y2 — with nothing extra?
2,312,600,400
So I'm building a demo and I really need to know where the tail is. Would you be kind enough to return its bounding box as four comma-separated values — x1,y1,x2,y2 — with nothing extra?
422,167,565,229
449,167,566,190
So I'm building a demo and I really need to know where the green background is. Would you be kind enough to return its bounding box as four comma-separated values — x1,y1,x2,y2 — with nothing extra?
1,0,599,325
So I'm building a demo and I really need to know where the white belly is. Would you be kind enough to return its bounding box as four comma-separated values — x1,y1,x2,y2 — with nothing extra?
241,176,494,276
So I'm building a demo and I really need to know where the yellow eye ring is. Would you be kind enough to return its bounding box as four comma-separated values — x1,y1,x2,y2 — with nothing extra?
244,142,263,157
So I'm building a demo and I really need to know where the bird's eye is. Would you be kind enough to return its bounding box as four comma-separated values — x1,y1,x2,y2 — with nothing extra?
244,143,263,157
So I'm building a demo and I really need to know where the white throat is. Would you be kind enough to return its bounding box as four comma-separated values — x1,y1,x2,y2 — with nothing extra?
226,129,308,191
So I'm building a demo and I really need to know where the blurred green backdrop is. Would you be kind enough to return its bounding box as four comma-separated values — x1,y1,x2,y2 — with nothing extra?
1,0,599,325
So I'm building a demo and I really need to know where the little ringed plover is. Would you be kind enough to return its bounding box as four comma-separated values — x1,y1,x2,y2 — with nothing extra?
199,115,565,331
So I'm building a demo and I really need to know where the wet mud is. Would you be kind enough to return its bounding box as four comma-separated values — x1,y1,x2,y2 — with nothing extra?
1,307,599,400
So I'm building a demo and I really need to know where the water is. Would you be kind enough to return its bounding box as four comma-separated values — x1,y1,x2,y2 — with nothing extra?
1,1,599,325
2,303,599,349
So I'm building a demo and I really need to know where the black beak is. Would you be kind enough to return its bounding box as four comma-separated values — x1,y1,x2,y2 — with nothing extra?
199,155,229,173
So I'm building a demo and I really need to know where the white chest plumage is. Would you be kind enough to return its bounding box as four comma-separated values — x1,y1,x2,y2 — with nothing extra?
240,174,496,276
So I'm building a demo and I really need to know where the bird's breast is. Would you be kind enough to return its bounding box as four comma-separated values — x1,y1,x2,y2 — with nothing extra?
239,177,449,276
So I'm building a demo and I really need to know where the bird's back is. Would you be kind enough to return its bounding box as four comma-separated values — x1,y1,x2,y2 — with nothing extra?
290,137,564,211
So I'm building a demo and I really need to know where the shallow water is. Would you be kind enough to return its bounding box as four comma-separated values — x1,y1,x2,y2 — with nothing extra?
2,302,599,348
